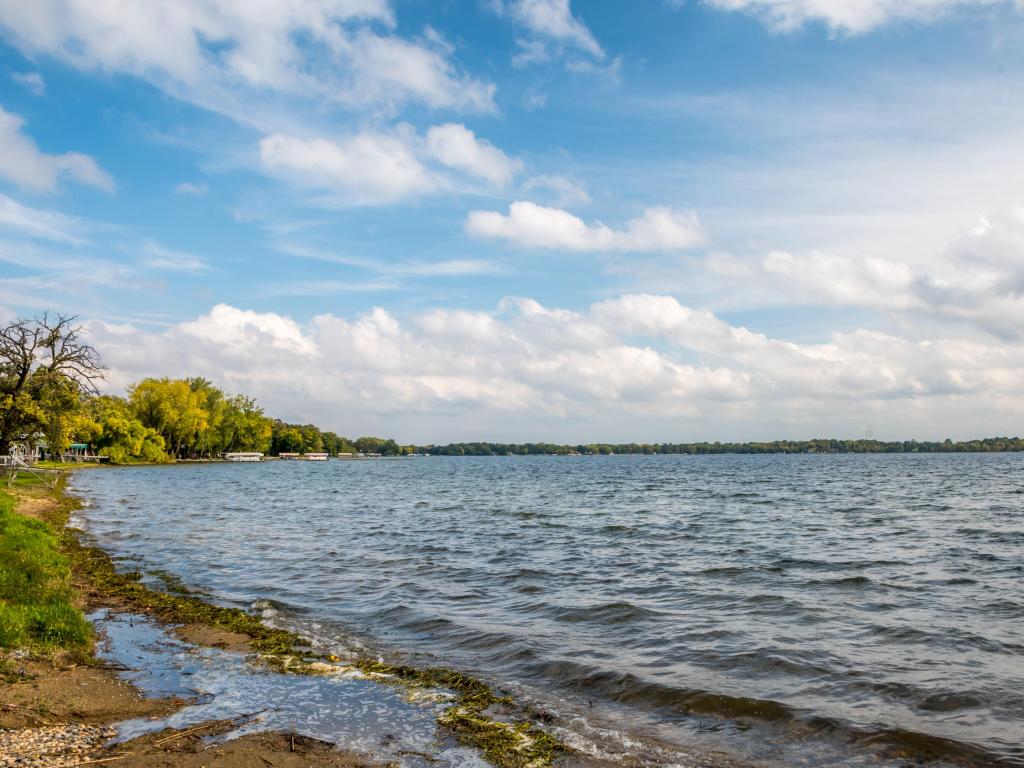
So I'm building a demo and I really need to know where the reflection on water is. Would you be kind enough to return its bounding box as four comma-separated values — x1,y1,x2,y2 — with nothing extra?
93,609,489,767
73,454,1024,767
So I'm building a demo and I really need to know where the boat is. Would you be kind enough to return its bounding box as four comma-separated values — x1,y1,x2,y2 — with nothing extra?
221,452,264,462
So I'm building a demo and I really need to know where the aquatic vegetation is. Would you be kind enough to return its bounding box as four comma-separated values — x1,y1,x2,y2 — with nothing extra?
0,490,91,650
59,531,307,655
351,660,569,768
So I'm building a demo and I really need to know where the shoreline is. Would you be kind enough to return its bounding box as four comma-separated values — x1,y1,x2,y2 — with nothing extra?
8,465,1009,768
1,474,573,768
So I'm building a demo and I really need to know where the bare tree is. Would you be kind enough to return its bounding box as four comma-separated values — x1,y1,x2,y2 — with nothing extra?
0,313,106,455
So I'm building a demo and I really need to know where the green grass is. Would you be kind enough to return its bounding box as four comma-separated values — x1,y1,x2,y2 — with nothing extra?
0,489,91,649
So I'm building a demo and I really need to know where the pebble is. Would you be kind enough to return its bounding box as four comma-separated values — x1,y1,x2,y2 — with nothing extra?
0,724,117,767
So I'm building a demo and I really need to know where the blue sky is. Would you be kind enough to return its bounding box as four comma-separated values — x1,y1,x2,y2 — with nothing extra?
2,1,1024,441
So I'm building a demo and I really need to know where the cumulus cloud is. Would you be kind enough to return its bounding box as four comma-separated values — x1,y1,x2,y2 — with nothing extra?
260,130,436,204
0,0,494,116
757,207,1024,339
261,123,519,203
84,295,1024,440
700,0,1017,34
0,106,113,193
465,202,707,252
425,123,521,187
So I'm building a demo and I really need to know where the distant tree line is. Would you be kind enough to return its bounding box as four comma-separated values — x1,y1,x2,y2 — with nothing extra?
269,422,409,457
420,438,1024,455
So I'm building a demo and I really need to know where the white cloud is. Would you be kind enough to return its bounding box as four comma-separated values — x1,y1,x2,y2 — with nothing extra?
179,303,318,357
86,294,1024,441
502,0,603,56
492,0,605,68
260,130,436,204
751,207,1024,339
399,259,502,276
701,0,1017,34
273,241,500,277
261,123,520,203
465,202,706,252
11,71,45,96
0,0,495,117
0,106,113,193
425,123,521,187
174,181,209,196
339,29,496,113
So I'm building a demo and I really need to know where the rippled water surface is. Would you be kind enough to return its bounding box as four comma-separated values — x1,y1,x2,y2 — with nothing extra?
71,455,1024,767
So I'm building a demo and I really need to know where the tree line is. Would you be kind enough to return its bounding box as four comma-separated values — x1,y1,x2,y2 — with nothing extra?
421,437,1024,455
3,314,1023,463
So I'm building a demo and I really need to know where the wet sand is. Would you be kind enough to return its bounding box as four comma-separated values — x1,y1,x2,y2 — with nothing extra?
0,652,384,768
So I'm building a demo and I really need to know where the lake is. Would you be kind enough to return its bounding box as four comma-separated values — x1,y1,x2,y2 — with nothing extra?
70,454,1024,767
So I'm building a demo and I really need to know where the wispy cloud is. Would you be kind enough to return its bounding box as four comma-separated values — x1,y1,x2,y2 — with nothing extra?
174,181,209,196
275,242,501,277
140,241,211,273
0,194,88,243
11,71,45,96
493,0,605,66
696,0,1021,34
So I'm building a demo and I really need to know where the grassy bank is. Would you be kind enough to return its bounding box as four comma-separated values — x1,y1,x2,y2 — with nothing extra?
0,487,91,650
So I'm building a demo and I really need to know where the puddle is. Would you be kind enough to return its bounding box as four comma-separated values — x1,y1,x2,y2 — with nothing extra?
91,609,489,767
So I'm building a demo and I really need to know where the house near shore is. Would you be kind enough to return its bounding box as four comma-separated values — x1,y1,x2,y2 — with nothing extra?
221,452,264,462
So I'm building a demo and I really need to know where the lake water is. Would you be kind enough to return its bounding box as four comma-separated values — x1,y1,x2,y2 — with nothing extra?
70,454,1024,767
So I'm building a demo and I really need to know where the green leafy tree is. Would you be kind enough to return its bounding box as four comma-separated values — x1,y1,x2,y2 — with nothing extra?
84,395,167,463
129,378,208,458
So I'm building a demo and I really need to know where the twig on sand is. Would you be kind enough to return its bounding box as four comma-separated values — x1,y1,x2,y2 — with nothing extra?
72,754,132,766
151,722,220,746
151,709,269,748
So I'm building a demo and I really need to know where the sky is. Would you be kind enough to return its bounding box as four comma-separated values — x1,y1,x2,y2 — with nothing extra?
1,0,1024,443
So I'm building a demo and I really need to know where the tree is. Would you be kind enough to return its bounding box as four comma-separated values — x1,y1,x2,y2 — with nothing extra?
0,314,105,456
129,378,208,458
84,395,167,463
